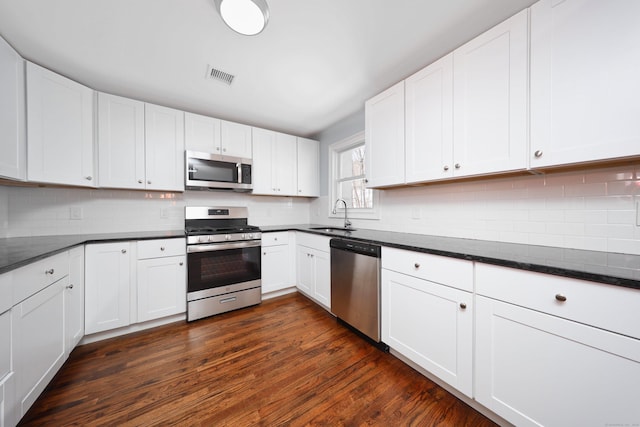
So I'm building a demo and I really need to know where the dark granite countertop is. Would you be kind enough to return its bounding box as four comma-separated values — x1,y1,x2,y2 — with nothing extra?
0,230,185,274
261,224,640,290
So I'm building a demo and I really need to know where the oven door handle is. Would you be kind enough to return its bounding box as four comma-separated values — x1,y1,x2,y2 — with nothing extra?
187,240,261,253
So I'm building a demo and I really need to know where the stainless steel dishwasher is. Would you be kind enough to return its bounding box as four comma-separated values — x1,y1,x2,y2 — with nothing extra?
330,238,383,344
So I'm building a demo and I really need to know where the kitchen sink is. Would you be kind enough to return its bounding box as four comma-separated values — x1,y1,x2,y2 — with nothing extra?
309,227,357,233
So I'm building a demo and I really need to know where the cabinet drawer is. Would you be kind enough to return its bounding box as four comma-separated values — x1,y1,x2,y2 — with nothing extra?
476,263,640,340
13,251,69,304
137,238,185,259
382,247,473,292
296,232,330,252
262,232,289,247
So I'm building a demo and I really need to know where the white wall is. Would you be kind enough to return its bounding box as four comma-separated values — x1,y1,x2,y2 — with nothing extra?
311,162,640,255
3,186,311,237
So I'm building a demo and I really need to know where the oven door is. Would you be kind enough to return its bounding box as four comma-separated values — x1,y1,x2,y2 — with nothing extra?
187,241,261,300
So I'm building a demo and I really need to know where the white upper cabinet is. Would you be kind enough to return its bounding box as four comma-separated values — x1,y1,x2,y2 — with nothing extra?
530,0,640,168
0,36,26,181
296,137,319,197
144,103,185,192
26,62,95,187
220,120,252,158
184,112,222,154
365,81,405,188
405,53,454,183
97,93,146,189
252,127,297,196
452,9,528,177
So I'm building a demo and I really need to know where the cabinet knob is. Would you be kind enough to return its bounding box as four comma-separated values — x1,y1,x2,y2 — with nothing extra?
45,268,54,275
414,263,420,269
460,302,467,309
364,179,369,183
67,284,74,289
274,237,278,241
160,246,165,251
223,148,227,152
263,252,267,255
85,176,92,181
555,294,567,302
179,262,184,266
147,180,152,184
216,147,220,151
138,179,143,184
534,150,544,158
122,249,127,254
299,189,302,193
455,163,461,169
443,165,449,171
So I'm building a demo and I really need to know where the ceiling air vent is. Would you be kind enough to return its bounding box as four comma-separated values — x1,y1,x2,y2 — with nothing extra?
206,65,235,85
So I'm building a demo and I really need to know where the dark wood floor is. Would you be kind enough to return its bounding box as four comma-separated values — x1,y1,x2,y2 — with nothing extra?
19,293,497,426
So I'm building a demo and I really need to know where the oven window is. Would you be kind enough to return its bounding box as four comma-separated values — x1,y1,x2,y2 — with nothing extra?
187,246,260,292
189,158,238,183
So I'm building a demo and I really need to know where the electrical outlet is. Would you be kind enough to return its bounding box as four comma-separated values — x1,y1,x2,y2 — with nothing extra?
70,207,83,220
160,208,169,219
411,206,421,220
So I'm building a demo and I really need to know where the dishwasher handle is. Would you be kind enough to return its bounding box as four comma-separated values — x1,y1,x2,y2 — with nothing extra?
330,238,381,258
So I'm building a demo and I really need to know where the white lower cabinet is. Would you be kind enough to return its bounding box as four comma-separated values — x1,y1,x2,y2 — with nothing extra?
137,239,186,322
261,232,295,294
381,247,473,397
85,242,132,334
475,264,640,426
0,308,15,427
295,233,330,309
65,246,85,355
12,278,66,419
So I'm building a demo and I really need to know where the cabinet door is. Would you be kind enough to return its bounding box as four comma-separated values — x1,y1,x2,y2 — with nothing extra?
0,36,26,180
274,132,297,196
382,269,473,397
530,0,640,167
365,81,405,187
65,246,85,354
184,112,221,154
312,249,330,309
0,371,16,427
296,137,319,197
12,279,66,418
261,245,293,293
295,246,314,296
137,255,186,322
221,120,252,158
144,103,185,192
251,127,275,195
26,62,95,187
405,54,454,183
97,93,145,189
85,242,131,334
452,9,528,177
475,296,640,427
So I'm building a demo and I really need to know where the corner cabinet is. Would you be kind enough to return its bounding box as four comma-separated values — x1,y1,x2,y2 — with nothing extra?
26,62,96,187
475,263,640,426
365,81,405,188
530,0,640,168
295,233,330,309
381,247,474,397
451,9,528,177
0,35,26,181
296,137,320,197
252,128,297,196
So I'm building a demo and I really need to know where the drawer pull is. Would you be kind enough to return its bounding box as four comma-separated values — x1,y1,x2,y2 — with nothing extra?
220,296,237,304
555,294,567,302
414,263,420,269
460,302,467,309
45,268,55,275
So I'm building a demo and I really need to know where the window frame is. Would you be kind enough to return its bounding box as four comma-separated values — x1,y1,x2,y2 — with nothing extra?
328,131,379,220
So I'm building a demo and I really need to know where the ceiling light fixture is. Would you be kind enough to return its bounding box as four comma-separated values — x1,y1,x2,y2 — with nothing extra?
213,0,269,36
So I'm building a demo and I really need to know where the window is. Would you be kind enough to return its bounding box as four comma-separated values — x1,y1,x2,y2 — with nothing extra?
329,131,379,219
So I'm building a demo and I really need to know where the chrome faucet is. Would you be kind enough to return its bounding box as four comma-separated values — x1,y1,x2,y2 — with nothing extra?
333,199,352,229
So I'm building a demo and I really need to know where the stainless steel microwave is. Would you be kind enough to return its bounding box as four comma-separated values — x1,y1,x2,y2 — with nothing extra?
185,151,252,192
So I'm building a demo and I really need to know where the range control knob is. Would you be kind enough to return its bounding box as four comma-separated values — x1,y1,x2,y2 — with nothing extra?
199,236,209,243
225,234,231,241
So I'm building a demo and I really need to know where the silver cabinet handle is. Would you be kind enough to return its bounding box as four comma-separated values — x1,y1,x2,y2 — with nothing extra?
534,150,543,158
443,165,449,171
455,163,461,169
122,249,127,254
460,302,467,309
85,176,92,181
45,268,54,275
555,294,567,302
414,263,420,269
67,284,74,289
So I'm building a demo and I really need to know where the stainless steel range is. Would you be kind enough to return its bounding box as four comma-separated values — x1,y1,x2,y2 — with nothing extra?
185,206,261,321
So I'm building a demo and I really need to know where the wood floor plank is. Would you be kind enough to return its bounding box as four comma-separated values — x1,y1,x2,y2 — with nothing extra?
18,293,497,427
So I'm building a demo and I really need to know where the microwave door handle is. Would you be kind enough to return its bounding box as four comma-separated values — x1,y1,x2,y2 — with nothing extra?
237,163,242,184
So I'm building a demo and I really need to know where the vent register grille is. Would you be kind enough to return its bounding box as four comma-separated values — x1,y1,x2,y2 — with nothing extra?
206,65,235,85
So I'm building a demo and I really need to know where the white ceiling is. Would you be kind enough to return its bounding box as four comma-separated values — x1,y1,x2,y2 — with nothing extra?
0,0,537,138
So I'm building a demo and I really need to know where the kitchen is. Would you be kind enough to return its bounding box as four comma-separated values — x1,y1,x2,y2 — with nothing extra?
1,0,640,426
